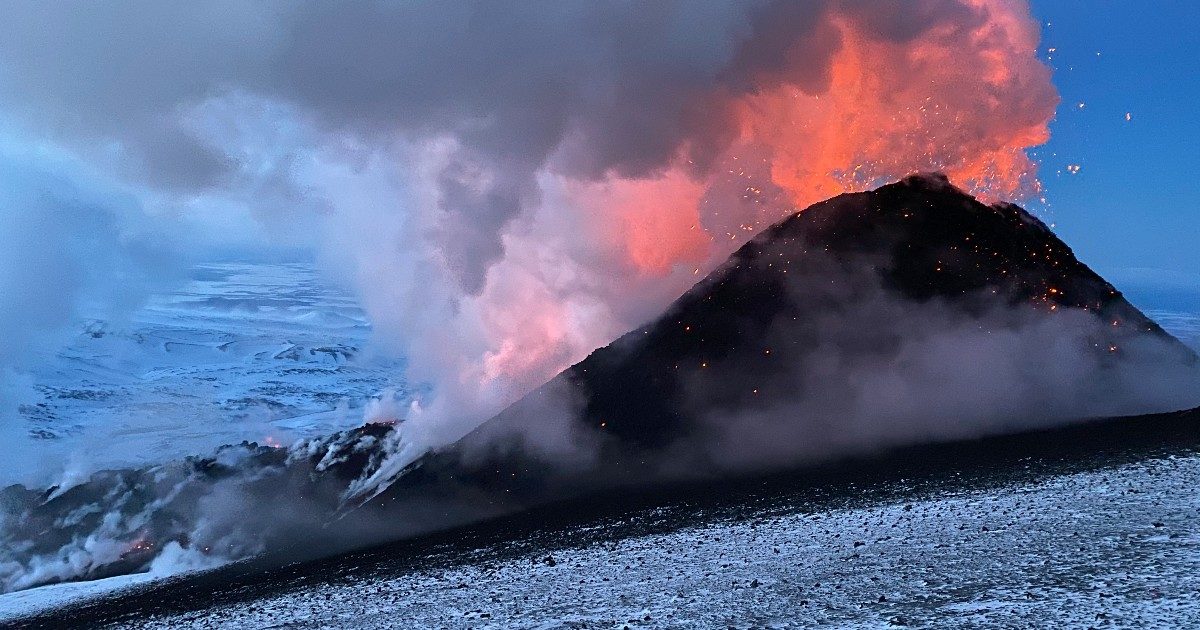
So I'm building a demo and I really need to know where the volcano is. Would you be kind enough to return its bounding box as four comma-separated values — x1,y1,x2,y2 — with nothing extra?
514,172,1187,447
4,174,1197,593
355,173,1196,512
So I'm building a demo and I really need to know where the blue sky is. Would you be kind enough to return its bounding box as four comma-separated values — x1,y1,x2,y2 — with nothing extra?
1031,1,1200,293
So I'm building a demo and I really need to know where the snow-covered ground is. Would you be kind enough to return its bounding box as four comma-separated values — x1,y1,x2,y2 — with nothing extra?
0,573,154,623
7,444,1199,628
9,262,407,481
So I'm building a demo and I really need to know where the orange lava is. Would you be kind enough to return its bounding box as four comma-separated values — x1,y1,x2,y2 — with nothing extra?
439,0,1058,404
610,0,1057,275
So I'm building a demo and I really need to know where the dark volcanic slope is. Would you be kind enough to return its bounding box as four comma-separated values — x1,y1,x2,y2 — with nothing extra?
16,405,1200,628
553,173,1185,448
382,173,1196,503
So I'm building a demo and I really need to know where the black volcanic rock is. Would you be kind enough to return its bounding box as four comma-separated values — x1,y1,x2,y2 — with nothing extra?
0,428,397,592
553,173,1190,447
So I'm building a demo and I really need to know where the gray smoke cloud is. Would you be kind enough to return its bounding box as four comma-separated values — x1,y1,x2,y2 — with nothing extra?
0,2,1062,472
0,0,1050,290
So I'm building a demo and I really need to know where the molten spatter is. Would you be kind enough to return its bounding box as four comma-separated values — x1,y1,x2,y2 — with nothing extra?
733,3,1055,211
648,0,1055,271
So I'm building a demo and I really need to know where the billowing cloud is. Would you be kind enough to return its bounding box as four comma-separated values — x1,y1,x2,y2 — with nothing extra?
0,0,1060,478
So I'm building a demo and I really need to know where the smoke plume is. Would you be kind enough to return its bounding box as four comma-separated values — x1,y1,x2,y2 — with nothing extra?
0,2,1059,449
301,0,1061,461
0,0,1097,593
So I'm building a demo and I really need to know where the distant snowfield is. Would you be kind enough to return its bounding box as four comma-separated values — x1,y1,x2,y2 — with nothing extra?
7,262,406,484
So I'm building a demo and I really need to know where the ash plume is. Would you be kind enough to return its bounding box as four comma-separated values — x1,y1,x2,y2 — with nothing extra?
0,1,1059,460
0,0,1134,596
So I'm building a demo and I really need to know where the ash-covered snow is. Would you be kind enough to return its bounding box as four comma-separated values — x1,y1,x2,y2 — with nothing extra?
15,449,1198,628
